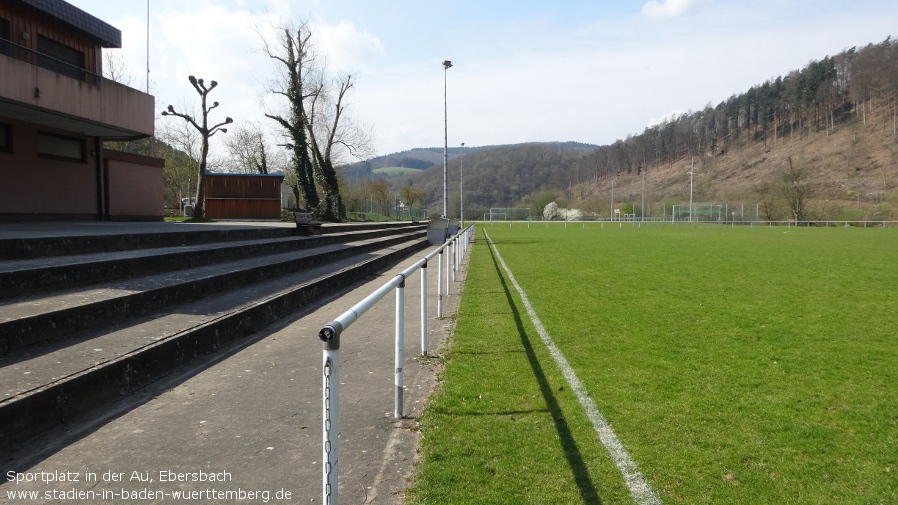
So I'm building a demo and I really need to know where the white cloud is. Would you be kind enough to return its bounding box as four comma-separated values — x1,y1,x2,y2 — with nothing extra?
311,20,385,72
641,0,700,19
70,0,898,156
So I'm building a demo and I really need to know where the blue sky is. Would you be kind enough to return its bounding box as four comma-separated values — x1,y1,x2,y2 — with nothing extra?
66,0,898,161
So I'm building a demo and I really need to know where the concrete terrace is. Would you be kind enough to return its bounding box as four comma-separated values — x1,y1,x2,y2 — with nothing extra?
0,219,469,504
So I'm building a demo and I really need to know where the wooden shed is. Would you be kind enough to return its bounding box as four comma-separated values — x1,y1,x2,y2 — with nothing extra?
203,173,285,219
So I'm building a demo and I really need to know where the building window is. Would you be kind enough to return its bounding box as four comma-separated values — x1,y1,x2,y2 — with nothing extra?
0,18,9,56
37,35,85,81
38,132,85,162
0,124,10,153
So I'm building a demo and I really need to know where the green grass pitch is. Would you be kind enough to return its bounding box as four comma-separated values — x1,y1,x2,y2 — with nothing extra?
406,223,898,505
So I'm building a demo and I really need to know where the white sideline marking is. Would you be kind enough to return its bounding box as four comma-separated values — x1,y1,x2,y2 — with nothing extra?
485,230,662,505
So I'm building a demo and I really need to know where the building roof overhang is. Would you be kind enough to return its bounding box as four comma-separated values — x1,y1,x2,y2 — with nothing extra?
16,0,122,48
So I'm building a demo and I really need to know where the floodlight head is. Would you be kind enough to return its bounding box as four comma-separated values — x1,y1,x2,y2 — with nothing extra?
442,60,452,69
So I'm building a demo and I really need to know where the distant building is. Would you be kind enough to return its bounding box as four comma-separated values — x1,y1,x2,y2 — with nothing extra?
0,0,162,221
204,173,286,220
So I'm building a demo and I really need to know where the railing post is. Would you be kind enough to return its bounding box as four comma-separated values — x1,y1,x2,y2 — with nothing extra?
437,249,443,318
395,277,405,418
319,324,342,505
452,235,462,280
446,241,452,295
421,261,428,355
451,238,457,282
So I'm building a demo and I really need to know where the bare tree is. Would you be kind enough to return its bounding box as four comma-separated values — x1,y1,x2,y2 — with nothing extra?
262,21,374,221
224,123,275,174
756,181,782,222
102,50,136,87
369,178,393,216
263,25,319,214
779,157,814,222
400,185,425,208
305,72,351,221
156,116,201,209
161,76,233,219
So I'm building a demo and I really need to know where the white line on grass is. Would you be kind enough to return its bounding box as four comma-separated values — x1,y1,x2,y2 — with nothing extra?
485,230,662,505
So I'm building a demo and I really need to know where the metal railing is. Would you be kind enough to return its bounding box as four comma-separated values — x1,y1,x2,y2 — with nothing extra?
316,224,475,505
0,38,102,86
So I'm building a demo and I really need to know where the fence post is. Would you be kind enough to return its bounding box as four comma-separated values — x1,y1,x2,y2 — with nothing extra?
395,277,405,418
421,261,428,355
318,324,342,505
437,249,443,318
452,238,457,282
446,241,452,295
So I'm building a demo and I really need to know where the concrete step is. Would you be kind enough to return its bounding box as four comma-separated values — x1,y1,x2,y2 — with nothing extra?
0,224,426,299
0,231,425,354
0,225,295,260
0,221,425,260
0,235,430,451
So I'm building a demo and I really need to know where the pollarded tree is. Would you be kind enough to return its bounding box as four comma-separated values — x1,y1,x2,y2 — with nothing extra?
161,76,233,219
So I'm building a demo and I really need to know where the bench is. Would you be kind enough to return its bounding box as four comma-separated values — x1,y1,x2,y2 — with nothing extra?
293,212,323,236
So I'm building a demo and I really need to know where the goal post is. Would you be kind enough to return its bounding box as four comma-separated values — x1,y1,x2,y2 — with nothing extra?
488,208,532,222
672,203,723,222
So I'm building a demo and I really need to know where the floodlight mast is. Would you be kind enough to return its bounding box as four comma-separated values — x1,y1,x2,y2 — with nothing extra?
460,142,465,226
442,60,452,219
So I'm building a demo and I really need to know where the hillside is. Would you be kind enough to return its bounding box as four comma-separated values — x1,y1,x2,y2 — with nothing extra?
589,114,898,221
342,147,474,179
339,37,897,221
387,113,896,222
404,142,598,217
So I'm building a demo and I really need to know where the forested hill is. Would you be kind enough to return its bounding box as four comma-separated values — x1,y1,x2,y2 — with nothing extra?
340,142,597,179
581,36,897,178
563,35,898,221
404,142,596,213
340,37,898,221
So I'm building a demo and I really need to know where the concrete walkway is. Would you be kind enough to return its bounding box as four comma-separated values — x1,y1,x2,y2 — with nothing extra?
0,225,469,504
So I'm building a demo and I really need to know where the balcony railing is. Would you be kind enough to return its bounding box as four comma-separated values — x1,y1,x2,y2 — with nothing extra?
0,38,101,87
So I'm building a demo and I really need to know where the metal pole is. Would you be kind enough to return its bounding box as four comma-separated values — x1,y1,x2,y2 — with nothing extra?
421,262,428,355
460,142,465,227
395,278,405,419
452,238,457,282
442,60,452,218
446,240,452,295
320,333,340,505
146,0,150,94
437,249,443,318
